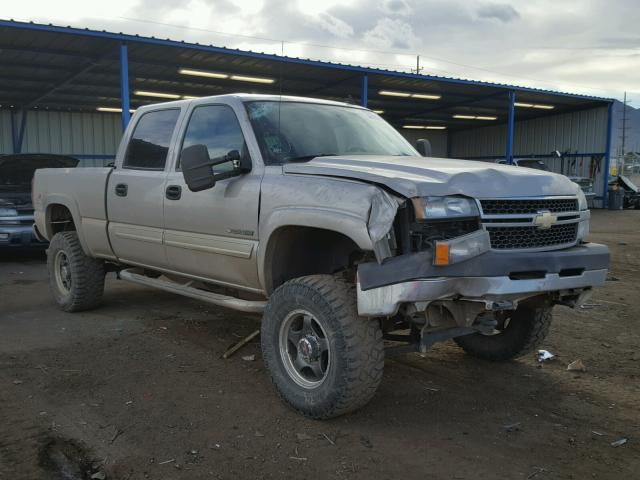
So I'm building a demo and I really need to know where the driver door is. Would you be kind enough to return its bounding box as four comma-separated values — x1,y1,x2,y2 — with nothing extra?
163,103,262,291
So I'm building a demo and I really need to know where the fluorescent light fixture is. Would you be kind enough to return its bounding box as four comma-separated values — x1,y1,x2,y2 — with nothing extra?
96,107,136,113
372,110,384,114
230,74,275,84
379,90,411,97
134,90,181,99
182,95,200,100
514,102,554,110
411,93,441,100
453,114,497,120
179,68,228,79
402,125,447,130
379,90,441,100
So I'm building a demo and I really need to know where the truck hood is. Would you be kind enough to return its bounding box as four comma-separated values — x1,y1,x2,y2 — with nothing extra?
283,155,580,199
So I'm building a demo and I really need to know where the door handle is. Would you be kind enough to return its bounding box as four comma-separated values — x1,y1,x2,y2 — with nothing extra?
115,183,128,197
165,185,182,200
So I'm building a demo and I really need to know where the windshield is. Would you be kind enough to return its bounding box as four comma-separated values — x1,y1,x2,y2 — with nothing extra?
245,101,417,164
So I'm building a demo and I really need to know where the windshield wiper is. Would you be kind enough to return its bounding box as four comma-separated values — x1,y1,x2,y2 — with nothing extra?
286,153,338,163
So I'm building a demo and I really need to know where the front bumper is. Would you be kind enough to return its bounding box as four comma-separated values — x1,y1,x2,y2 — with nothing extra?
357,242,609,316
0,223,47,247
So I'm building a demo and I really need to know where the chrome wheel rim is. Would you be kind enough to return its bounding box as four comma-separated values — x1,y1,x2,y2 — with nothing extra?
54,250,72,294
278,309,330,389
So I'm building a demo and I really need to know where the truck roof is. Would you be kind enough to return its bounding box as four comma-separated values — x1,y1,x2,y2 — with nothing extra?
134,93,364,113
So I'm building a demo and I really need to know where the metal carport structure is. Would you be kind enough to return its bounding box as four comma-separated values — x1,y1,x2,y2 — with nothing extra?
0,19,613,206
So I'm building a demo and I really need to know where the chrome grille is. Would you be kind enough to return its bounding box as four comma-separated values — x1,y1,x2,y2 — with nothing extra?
487,223,578,250
480,199,578,215
479,197,580,251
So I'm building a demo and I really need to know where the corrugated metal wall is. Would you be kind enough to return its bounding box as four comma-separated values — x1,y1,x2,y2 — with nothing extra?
449,106,609,207
450,106,608,158
399,129,448,157
1,107,610,205
0,110,121,166
0,110,13,153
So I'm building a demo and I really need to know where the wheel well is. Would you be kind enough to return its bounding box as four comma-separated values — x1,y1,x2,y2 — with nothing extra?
47,204,76,235
265,226,364,293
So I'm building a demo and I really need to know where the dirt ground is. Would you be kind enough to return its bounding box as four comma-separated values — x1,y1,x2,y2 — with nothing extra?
1,210,639,480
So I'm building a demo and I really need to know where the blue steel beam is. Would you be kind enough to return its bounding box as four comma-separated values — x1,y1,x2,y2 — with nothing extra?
120,42,131,130
0,20,611,103
506,90,516,164
361,74,368,107
602,101,614,208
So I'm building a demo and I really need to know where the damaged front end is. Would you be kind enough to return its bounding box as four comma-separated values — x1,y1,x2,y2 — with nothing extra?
361,192,609,353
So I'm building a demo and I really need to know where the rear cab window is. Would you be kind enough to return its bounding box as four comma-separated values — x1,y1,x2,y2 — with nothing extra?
123,109,181,170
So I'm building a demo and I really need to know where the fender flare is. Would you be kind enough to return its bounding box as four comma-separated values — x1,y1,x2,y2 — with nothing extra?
42,194,91,255
257,207,373,293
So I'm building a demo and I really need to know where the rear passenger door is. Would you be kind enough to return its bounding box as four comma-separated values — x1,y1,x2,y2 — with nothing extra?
107,108,181,269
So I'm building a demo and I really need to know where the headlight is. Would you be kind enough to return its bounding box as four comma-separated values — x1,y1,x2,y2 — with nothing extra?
577,190,588,211
412,196,479,220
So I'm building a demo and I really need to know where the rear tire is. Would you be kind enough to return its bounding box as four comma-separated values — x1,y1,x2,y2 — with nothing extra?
261,275,384,419
47,232,105,312
454,306,552,361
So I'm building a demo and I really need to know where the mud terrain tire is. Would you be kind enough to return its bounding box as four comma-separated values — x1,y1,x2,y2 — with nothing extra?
261,275,384,419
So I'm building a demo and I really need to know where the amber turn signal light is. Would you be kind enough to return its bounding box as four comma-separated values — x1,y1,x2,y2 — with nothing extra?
434,242,450,266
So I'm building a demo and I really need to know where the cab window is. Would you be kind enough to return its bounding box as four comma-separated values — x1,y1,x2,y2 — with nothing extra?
178,105,248,172
123,109,180,170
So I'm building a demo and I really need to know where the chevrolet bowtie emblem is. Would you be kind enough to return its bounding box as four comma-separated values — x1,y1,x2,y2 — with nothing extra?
533,210,558,229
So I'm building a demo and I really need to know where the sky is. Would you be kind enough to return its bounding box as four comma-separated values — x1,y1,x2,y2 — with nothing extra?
4,0,639,105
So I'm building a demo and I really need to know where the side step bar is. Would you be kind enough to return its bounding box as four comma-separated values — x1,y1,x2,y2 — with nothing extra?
119,269,266,314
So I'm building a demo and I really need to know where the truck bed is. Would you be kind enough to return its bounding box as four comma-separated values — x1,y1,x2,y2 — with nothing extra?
33,167,114,258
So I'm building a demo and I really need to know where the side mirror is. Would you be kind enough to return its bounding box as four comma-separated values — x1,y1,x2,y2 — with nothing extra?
181,145,252,192
181,144,216,192
416,139,432,157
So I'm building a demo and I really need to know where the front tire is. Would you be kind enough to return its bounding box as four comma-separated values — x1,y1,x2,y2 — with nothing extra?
47,232,105,312
261,275,384,419
454,306,552,361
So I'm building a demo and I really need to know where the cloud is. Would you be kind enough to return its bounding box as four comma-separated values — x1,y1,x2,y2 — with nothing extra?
362,18,418,50
477,3,520,22
316,12,354,39
380,0,412,16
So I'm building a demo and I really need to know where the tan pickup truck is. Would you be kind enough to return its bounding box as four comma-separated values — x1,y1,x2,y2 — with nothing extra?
33,94,609,418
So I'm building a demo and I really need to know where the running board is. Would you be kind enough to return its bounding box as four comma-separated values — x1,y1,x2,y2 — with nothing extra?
119,269,266,314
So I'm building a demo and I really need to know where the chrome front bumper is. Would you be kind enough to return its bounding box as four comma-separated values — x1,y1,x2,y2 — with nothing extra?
357,268,608,317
